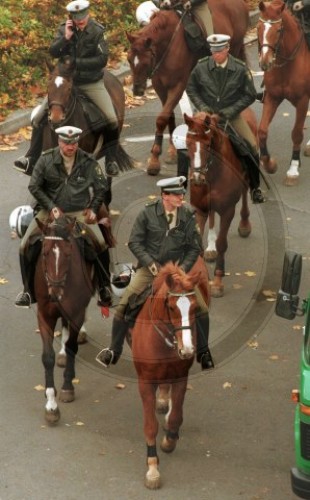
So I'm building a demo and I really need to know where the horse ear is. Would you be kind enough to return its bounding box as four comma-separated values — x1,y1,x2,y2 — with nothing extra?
46,59,54,73
258,1,265,11
166,274,175,289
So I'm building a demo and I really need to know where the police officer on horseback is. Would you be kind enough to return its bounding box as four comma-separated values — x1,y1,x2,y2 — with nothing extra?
96,175,214,371
286,0,310,47
15,125,113,308
186,34,266,204
14,0,120,177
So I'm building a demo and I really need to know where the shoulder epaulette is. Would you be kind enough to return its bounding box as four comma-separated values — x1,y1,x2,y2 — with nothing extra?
145,199,158,207
230,55,246,66
42,148,55,156
198,55,210,64
92,19,106,31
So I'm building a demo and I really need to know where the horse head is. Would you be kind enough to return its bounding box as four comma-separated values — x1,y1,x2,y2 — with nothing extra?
126,31,154,96
257,0,286,71
36,217,75,302
154,263,201,360
47,56,76,125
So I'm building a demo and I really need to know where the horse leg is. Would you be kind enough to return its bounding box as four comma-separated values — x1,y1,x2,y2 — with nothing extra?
156,383,171,414
258,94,281,174
285,96,309,186
59,321,81,403
160,379,187,454
212,208,236,298
238,189,251,238
138,379,161,489
205,210,218,262
39,315,60,424
164,112,177,165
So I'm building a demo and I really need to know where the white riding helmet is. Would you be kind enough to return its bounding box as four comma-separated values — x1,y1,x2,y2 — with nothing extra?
110,263,134,298
172,124,188,150
9,205,34,239
136,1,159,25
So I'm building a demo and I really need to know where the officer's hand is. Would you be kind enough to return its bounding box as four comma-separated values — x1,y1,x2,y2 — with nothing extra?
83,208,97,224
65,19,75,40
50,207,63,221
293,1,304,11
148,262,160,276
183,0,192,10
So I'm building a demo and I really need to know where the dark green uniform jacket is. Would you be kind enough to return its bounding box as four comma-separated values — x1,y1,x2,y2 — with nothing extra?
49,18,109,85
29,147,108,214
186,54,257,120
128,200,202,273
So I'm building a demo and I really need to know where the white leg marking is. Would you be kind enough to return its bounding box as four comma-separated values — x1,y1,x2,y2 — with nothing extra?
206,227,217,253
59,325,69,356
45,388,58,411
287,159,300,177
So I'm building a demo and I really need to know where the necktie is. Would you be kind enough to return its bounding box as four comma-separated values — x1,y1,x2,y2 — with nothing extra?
167,213,174,225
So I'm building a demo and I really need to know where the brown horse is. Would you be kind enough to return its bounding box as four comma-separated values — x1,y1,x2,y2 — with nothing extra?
43,56,134,205
257,0,310,186
34,216,94,424
126,0,249,174
184,110,257,297
131,257,210,489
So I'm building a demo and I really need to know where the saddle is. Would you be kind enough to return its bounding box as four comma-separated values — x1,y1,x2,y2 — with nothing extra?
75,89,108,133
125,284,153,327
219,122,258,173
181,11,209,53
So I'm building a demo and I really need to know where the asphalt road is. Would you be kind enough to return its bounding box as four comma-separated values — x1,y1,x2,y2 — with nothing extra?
0,41,309,500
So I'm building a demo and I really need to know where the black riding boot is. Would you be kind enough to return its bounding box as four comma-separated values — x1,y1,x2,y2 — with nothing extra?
94,251,112,306
196,312,214,371
247,152,266,204
96,317,129,367
104,126,120,177
14,123,44,176
15,246,39,307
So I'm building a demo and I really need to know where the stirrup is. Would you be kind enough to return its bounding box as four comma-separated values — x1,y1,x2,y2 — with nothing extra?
95,348,115,368
15,291,32,308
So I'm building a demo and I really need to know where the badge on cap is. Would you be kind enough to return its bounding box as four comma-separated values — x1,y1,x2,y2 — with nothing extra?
207,34,231,52
156,176,186,194
66,0,90,19
55,126,82,143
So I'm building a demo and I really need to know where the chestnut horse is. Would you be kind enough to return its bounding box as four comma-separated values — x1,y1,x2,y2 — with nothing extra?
126,0,249,175
42,56,134,205
257,0,310,186
131,257,210,489
184,111,257,298
34,216,94,424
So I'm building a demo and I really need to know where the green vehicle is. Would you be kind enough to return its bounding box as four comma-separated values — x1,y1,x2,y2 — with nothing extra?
276,250,310,499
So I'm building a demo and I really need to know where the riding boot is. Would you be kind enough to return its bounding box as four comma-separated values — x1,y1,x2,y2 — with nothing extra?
14,123,45,176
247,152,266,204
94,251,112,306
104,126,120,177
196,312,214,371
15,249,38,307
96,317,129,367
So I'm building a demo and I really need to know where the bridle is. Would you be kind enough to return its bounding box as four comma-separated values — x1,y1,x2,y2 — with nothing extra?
42,234,72,293
48,77,77,127
258,15,304,67
149,288,196,351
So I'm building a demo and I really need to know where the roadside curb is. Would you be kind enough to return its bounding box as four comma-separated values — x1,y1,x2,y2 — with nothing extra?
0,10,259,136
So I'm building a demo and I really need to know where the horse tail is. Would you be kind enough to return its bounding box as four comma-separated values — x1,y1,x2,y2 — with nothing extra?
115,144,136,172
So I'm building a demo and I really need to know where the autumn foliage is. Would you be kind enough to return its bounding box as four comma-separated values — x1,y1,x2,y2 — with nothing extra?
0,0,139,121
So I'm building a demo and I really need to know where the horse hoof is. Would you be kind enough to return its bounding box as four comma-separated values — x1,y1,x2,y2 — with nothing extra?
145,471,161,490
284,175,299,187
156,399,169,414
211,284,224,298
238,225,251,238
56,353,67,368
45,407,60,424
77,330,88,344
59,389,75,403
204,250,217,262
160,436,177,453
147,166,160,176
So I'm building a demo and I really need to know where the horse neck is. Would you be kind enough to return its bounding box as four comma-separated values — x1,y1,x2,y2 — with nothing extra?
151,12,183,59
279,11,305,58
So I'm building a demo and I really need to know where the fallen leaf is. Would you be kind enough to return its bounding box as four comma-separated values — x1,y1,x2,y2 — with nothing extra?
109,209,121,216
223,382,232,389
244,271,256,277
72,378,80,385
262,289,277,298
233,284,242,290
75,421,85,426
148,195,157,200
187,384,193,390
0,277,8,284
247,340,259,349
115,383,126,390
269,355,279,360
293,325,303,331
34,384,45,391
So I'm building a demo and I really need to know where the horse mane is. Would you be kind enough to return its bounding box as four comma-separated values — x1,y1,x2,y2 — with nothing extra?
153,262,199,295
138,10,171,38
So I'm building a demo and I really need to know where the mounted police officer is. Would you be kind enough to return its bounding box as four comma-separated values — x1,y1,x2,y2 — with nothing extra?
96,175,214,371
187,34,266,204
15,125,112,308
14,0,120,177
286,0,310,46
